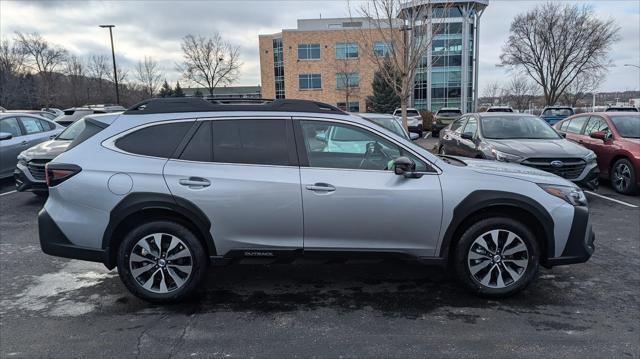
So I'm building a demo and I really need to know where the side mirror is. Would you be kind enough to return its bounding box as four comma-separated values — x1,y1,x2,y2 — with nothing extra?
393,156,423,178
0,132,12,141
461,133,473,140
409,132,420,141
590,131,606,140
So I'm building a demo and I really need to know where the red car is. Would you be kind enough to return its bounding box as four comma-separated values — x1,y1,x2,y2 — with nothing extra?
554,112,640,194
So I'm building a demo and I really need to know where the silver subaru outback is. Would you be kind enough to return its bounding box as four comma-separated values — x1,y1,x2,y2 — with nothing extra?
39,98,594,303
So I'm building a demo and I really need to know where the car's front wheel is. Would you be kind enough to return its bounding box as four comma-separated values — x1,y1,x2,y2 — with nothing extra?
453,217,539,298
611,158,637,194
117,221,208,303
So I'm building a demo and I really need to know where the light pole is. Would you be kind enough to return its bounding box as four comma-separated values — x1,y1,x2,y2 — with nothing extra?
99,25,120,104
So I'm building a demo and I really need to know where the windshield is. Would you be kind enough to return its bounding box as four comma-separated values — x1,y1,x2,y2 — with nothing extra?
481,116,561,139
56,118,86,140
610,115,640,138
542,108,573,117
369,118,407,138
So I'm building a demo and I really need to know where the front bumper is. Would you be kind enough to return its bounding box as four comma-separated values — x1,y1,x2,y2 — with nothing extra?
39,208,107,264
14,164,48,193
545,206,594,267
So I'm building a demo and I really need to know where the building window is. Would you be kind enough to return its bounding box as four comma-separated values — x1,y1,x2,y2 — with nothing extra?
272,38,285,99
337,101,360,112
373,42,392,57
336,72,359,89
433,7,463,18
298,43,320,60
299,74,322,90
336,42,358,59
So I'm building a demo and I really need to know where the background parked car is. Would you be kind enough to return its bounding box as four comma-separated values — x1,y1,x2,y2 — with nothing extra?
15,113,121,196
3,110,59,121
486,106,515,113
393,108,424,136
41,108,64,117
0,113,64,179
554,112,640,194
540,106,575,125
432,107,462,137
56,104,125,126
605,106,638,112
356,113,419,141
438,113,599,189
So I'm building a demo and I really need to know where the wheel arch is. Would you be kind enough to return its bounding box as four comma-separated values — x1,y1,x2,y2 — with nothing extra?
102,192,216,269
439,191,555,264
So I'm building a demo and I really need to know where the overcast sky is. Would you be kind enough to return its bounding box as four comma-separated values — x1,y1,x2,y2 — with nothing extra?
1,0,638,92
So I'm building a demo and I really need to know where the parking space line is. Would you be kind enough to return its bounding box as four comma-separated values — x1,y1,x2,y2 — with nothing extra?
0,190,17,197
585,190,638,208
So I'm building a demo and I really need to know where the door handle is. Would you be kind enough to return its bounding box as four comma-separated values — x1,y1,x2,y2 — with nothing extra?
305,183,336,192
49,135,56,139
21,140,28,146
179,177,211,188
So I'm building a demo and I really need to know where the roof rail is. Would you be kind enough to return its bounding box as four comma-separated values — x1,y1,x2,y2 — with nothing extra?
124,97,346,115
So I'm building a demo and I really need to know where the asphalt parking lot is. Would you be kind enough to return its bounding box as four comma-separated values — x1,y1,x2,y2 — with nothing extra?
1,142,639,358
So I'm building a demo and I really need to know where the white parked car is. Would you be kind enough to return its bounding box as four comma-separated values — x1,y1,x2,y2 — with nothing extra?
393,108,424,137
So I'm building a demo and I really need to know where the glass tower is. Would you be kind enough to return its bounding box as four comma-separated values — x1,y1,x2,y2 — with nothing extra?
407,1,487,113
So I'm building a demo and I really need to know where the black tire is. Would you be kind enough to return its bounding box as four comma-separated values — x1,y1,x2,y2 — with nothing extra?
453,217,539,298
432,130,440,138
117,221,208,303
610,158,637,195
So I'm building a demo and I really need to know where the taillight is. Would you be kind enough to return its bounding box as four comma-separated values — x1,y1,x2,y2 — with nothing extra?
45,163,82,187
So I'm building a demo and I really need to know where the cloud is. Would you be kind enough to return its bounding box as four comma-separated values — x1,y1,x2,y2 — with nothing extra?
1,0,638,91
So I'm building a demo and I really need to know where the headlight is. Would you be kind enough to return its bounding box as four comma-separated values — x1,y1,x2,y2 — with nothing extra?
539,184,587,206
491,149,523,162
585,151,597,163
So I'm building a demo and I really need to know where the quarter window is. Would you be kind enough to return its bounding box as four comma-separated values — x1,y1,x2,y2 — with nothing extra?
298,43,321,60
336,42,358,59
463,117,477,137
299,121,427,171
212,120,290,166
180,121,212,162
299,74,322,90
115,121,193,158
565,116,588,134
0,117,21,137
450,117,466,133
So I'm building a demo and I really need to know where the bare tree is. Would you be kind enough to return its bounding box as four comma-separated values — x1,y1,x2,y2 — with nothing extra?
64,55,86,106
334,31,362,111
502,75,538,111
499,3,619,106
0,39,28,107
135,56,163,97
560,72,603,107
355,0,450,129
178,33,241,96
482,81,502,102
15,32,67,106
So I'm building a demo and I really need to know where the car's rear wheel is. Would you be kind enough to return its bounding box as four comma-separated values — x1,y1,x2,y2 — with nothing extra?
117,221,207,303
611,158,637,194
453,217,539,298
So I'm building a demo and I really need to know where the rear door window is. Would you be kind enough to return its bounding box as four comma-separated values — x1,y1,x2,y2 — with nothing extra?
565,116,588,134
180,121,213,162
115,121,194,158
212,120,291,166
20,117,45,134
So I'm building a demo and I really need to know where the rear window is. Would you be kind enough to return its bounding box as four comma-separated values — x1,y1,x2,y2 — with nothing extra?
437,110,462,115
487,108,513,113
57,118,87,140
566,116,588,133
406,110,420,116
542,108,573,117
63,110,75,115
115,122,193,158
212,120,290,166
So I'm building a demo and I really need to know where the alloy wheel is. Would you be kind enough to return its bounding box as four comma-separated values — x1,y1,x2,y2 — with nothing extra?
614,163,631,192
467,229,529,289
129,233,193,294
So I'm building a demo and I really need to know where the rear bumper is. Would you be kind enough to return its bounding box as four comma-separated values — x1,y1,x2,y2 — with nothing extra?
432,122,448,133
545,206,594,267
14,165,48,192
38,208,107,264
408,124,423,133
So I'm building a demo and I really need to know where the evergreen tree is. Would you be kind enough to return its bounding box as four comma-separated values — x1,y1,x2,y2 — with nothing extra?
173,81,185,97
158,80,173,98
194,89,203,98
367,62,401,114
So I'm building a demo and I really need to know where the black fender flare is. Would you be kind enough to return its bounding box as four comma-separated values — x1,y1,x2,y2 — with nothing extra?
439,190,555,260
102,192,215,268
